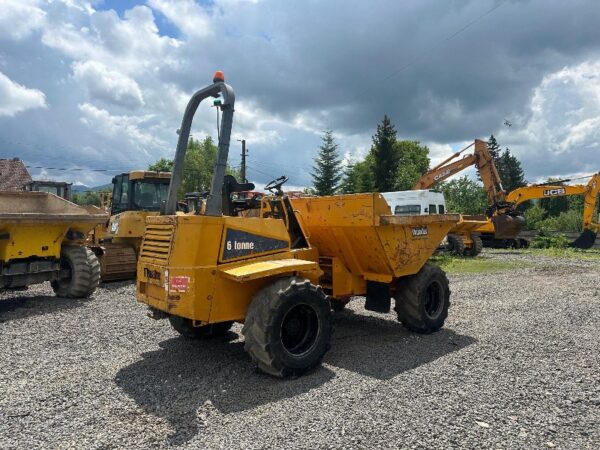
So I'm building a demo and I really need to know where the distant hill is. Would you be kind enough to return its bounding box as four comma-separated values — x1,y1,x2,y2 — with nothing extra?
72,183,112,192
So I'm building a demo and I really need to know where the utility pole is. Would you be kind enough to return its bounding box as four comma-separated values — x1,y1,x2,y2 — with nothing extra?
238,139,248,182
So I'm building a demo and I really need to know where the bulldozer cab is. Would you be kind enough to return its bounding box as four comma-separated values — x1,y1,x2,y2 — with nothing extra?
111,171,170,215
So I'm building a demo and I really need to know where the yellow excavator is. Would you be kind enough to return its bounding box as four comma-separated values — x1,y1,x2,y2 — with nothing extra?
414,139,524,255
88,170,171,281
495,173,600,249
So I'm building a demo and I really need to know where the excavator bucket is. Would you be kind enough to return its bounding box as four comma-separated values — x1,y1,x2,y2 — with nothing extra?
570,229,597,249
491,214,525,239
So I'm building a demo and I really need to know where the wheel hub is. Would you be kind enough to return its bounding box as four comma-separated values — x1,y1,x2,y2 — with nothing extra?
424,281,444,319
281,304,319,356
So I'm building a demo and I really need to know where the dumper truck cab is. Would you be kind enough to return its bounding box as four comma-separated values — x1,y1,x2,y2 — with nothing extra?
136,72,460,377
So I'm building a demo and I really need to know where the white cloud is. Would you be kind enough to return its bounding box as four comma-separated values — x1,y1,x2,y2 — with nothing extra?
73,60,145,108
148,0,212,37
499,60,600,179
41,5,179,74
0,0,46,40
0,71,47,116
78,102,166,153
2,0,600,189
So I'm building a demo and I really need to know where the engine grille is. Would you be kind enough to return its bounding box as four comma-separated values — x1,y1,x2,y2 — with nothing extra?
139,224,174,264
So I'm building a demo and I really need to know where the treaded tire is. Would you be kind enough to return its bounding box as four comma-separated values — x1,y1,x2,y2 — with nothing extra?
464,234,483,257
242,277,332,378
168,316,234,338
446,234,465,256
393,263,450,334
331,298,350,312
51,246,101,298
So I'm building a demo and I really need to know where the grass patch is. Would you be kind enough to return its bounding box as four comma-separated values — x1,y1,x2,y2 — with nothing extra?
519,247,600,260
430,254,533,274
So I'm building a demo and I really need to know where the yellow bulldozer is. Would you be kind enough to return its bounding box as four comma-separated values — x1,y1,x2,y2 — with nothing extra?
88,170,170,281
136,72,460,377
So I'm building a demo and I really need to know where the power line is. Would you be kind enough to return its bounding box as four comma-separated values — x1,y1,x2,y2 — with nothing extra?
377,0,509,86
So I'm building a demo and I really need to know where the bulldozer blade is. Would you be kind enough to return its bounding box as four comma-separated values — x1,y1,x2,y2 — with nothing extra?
492,214,525,239
570,229,597,249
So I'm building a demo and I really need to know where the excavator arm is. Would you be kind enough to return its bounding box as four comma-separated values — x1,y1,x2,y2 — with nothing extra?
504,173,600,249
507,184,587,206
413,153,477,189
582,174,600,232
414,139,506,206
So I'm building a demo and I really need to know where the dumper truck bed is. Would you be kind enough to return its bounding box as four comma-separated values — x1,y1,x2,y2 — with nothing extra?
0,192,107,223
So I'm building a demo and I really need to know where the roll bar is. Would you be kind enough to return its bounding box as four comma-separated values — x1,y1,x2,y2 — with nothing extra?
164,72,235,216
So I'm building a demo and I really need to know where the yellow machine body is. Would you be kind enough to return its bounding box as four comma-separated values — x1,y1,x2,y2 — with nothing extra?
0,192,106,291
137,193,458,324
88,170,171,281
137,213,320,324
447,215,488,246
0,192,106,262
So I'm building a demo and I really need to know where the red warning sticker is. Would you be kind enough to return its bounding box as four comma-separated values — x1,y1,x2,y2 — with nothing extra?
169,276,190,292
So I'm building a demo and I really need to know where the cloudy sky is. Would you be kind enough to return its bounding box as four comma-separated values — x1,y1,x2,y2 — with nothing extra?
1,0,599,188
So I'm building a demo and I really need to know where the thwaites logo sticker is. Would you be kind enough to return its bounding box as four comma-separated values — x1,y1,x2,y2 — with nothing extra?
222,228,288,260
143,268,161,283
411,226,428,238
543,188,566,197
169,276,190,292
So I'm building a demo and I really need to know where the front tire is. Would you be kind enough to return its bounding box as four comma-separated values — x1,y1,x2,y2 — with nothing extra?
446,234,465,256
51,246,101,298
464,234,483,257
393,263,450,334
168,316,234,338
242,277,332,378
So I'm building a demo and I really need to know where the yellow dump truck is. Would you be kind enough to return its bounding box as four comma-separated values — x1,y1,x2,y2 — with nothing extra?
136,72,460,377
0,192,106,297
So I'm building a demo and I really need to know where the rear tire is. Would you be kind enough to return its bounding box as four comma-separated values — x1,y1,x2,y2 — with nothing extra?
242,277,332,378
464,234,483,257
445,234,465,256
393,263,450,334
51,246,101,298
168,316,234,338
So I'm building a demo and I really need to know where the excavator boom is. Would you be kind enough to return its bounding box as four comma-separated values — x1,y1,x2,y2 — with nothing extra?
503,173,600,249
415,139,522,239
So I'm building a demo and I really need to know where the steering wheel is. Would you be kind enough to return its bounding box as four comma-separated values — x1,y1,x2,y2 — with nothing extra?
264,175,289,195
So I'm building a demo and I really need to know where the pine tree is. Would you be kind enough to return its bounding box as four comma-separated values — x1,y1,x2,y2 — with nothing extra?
339,157,357,194
371,115,398,192
311,130,342,196
486,134,501,160
496,148,526,191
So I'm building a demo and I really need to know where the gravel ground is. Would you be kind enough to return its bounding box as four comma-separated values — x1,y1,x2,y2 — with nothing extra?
1,250,599,449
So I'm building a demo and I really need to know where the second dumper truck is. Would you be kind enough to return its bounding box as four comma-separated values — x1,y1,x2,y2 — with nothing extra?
136,72,460,377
